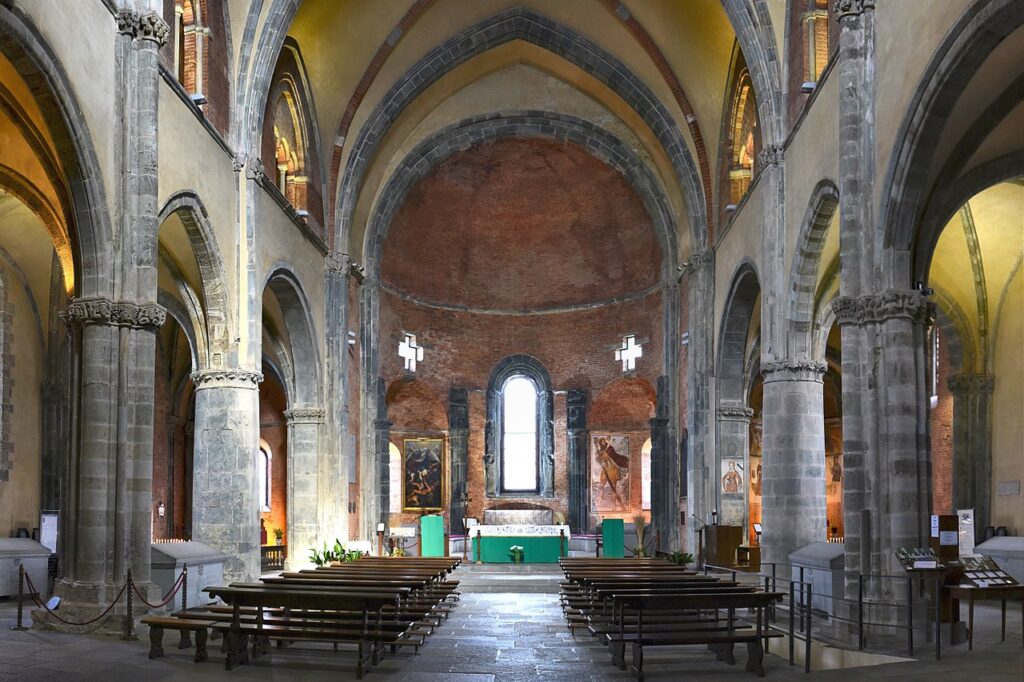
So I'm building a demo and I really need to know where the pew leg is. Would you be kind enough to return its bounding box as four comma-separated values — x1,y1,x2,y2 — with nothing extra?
722,642,736,665
194,628,208,663
251,635,270,659
630,642,644,681
147,625,165,659
609,640,626,669
356,640,366,680
224,631,249,670
746,640,766,677
178,626,193,650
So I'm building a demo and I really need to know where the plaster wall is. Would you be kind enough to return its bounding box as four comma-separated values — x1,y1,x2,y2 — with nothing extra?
713,178,764,360
991,268,1023,534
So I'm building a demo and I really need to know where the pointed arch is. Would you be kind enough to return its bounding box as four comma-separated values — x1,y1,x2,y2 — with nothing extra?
717,261,762,405
788,179,840,359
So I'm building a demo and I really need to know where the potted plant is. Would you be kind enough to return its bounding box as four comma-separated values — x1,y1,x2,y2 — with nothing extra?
631,513,648,558
273,527,284,545
508,545,524,565
667,550,695,568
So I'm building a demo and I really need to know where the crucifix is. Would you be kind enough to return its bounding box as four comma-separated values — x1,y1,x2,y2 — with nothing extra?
614,334,643,371
398,332,424,372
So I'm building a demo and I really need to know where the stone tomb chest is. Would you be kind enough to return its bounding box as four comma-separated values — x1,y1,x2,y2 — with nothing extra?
0,538,50,598
151,541,228,610
789,541,845,616
484,508,553,525
975,536,1024,582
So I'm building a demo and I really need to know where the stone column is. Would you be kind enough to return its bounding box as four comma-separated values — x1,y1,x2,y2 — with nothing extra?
373,377,392,535
45,299,165,631
321,253,352,546
948,373,994,530
191,369,261,582
285,407,324,568
716,403,753,527
651,375,679,552
760,361,827,568
566,389,589,533
834,0,877,596
683,251,715,549
448,388,469,535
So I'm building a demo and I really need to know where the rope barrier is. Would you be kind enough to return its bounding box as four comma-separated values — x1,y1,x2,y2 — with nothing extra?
13,563,189,630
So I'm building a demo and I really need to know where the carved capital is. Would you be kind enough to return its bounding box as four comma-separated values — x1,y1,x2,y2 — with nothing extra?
947,373,995,395
66,297,166,329
678,249,713,279
832,290,933,327
834,0,875,19
191,369,263,390
284,408,325,424
761,359,827,383
116,9,139,35
137,12,170,44
232,152,248,173
245,156,266,183
757,145,783,170
718,403,754,421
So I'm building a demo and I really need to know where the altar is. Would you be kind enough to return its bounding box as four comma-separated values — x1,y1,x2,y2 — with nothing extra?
470,524,571,563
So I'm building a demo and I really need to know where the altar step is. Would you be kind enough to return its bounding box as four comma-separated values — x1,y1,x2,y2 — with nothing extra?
453,563,564,593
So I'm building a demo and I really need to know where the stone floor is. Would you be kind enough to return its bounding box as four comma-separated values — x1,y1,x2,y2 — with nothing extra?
1,572,1021,681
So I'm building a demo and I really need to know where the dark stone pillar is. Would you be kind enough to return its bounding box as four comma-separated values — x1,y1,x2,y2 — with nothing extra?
948,373,994,532
374,377,392,530
566,389,589,533
651,375,678,553
448,388,469,534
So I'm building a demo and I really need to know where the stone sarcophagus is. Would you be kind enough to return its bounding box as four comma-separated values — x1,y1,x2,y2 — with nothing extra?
483,508,553,525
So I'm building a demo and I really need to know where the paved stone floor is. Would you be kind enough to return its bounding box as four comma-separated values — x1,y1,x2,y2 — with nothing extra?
1,586,1021,680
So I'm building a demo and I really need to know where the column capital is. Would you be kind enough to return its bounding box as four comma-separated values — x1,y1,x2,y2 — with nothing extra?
834,0,875,19
190,369,263,390
326,252,365,282
947,373,995,395
718,402,754,421
65,297,166,330
832,289,933,327
566,388,588,430
448,387,469,430
757,145,783,170
761,359,827,382
116,10,170,44
283,407,325,424
678,249,713,280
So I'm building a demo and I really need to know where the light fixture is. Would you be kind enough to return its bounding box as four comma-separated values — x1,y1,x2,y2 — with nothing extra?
157,501,166,518
347,330,357,346
725,204,737,212
296,209,310,219
190,92,208,106
800,81,816,94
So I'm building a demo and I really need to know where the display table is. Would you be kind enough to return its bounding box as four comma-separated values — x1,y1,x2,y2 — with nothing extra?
947,584,1024,650
471,524,570,563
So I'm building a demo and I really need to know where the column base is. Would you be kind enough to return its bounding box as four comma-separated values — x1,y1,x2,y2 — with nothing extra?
30,578,160,636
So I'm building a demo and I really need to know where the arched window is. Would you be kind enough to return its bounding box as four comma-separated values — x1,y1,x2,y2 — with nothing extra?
728,71,759,206
258,447,272,512
173,0,204,98
485,355,554,497
501,375,539,492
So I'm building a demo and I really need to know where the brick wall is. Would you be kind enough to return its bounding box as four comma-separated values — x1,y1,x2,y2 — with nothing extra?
931,331,954,514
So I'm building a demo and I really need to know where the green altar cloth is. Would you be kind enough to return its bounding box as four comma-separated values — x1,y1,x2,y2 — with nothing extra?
472,535,565,563
602,518,625,558
420,515,445,557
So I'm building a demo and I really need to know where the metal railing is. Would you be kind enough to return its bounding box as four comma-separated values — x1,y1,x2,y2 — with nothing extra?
701,561,946,672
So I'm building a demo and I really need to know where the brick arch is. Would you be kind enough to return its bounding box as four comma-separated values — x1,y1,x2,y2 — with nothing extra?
590,377,656,431
364,111,676,283
880,0,1024,288
787,179,839,359
324,1,716,247
335,8,706,254
0,5,113,298
386,378,447,432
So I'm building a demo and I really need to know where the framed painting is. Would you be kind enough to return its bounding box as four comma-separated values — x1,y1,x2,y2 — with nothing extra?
402,438,445,511
591,433,630,513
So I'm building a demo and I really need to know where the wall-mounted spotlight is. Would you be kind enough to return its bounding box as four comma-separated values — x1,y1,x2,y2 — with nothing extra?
914,281,934,296
800,81,816,94
157,501,166,518
190,92,208,106
347,330,357,346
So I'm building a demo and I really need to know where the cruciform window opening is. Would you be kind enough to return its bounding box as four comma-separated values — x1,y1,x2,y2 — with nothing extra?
399,332,424,372
615,334,643,372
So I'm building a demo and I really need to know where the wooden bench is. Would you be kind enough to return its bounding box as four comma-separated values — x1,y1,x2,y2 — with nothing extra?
609,591,785,680
204,585,407,678
141,616,210,662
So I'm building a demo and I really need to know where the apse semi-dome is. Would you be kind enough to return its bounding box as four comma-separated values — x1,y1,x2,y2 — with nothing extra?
381,137,663,311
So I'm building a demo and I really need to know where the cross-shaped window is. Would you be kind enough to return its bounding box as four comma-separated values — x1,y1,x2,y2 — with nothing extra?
615,334,642,371
398,333,424,372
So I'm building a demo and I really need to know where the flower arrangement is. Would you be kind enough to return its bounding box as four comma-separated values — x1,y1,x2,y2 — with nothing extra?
508,545,525,565
667,550,694,568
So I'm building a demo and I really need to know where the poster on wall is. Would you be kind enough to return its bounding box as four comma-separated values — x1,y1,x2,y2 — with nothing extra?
402,438,444,511
591,434,630,512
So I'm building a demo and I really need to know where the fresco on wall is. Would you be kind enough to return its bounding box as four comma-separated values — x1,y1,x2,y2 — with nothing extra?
403,438,444,511
825,420,844,540
591,434,630,512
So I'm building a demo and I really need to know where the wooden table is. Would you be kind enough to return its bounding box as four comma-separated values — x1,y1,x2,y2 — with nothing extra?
947,584,1024,650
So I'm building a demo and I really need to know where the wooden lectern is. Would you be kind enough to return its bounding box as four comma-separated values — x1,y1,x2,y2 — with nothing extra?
705,524,743,568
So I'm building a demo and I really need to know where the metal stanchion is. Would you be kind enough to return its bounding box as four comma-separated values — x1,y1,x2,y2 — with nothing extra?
858,575,865,650
907,576,914,656
789,580,795,665
179,564,193,649
804,582,812,673
10,563,28,630
121,569,137,641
